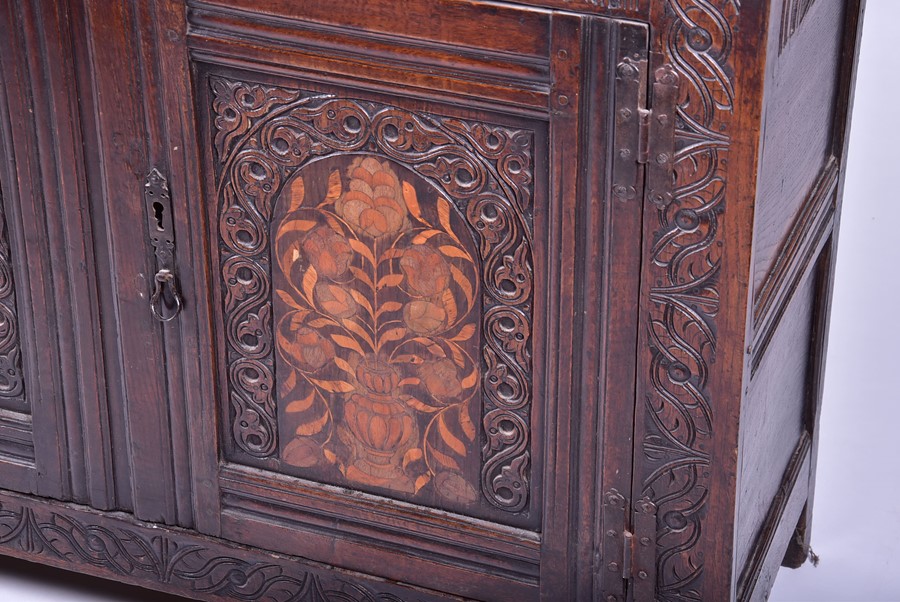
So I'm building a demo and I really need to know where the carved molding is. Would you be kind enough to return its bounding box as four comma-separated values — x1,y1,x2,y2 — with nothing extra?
639,1,738,598
0,190,25,409
0,495,412,602
210,77,535,513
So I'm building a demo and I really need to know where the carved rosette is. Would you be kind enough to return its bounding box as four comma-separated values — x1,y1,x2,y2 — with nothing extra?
0,192,25,410
639,1,737,598
0,499,409,601
210,77,535,513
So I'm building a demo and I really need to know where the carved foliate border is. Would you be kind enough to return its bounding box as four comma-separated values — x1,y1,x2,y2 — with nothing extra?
0,188,25,409
209,76,535,514
0,495,414,602
639,1,738,598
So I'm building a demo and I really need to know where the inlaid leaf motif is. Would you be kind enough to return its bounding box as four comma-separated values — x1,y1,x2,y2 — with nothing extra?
286,169,305,213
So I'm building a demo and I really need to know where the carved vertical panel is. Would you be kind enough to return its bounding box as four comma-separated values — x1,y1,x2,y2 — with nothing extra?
208,75,536,520
637,1,738,598
0,189,25,412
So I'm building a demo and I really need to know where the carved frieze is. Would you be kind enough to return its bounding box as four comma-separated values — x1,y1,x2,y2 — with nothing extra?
0,496,412,602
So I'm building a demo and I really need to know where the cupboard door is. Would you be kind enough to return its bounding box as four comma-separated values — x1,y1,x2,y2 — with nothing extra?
0,1,112,504
158,2,649,599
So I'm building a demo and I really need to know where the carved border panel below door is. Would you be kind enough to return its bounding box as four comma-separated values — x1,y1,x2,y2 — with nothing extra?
0,490,443,602
205,73,539,526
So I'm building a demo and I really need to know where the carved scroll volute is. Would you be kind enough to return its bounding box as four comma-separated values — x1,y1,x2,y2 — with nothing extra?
209,75,536,520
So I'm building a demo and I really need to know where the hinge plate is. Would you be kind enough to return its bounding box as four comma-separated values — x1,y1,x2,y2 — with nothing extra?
645,62,680,209
611,53,680,211
631,497,658,600
599,489,628,601
599,492,659,601
611,56,648,203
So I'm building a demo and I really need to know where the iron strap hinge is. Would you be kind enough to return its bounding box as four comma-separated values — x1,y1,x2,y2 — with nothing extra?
599,490,658,601
611,53,680,208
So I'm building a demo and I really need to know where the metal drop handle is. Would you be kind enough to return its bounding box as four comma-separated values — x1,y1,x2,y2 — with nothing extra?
150,269,183,322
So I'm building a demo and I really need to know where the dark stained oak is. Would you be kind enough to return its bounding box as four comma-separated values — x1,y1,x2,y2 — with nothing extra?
0,1,866,600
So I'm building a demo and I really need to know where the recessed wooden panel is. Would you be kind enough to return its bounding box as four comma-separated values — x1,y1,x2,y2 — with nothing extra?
737,268,816,573
753,0,845,293
204,71,539,527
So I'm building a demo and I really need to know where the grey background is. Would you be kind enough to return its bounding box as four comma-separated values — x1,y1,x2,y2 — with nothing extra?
0,2,896,600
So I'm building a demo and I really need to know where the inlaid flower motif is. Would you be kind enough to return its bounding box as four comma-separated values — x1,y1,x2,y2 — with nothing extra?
302,226,353,279
335,157,409,238
314,283,358,318
419,359,463,400
279,322,335,372
400,245,451,297
403,300,447,335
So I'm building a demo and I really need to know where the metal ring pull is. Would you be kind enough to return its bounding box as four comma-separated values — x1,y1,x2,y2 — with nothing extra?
150,269,183,322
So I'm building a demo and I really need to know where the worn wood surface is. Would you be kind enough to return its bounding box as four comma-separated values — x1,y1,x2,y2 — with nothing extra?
0,0,866,600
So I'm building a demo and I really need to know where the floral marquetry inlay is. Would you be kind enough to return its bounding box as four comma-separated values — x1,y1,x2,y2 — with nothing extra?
208,75,536,522
273,156,481,507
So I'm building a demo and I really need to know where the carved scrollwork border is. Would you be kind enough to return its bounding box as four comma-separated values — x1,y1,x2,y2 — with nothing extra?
639,1,738,598
209,76,535,514
0,495,411,602
0,189,25,409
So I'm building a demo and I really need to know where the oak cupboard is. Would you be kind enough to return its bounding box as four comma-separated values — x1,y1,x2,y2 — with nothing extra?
0,0,864,600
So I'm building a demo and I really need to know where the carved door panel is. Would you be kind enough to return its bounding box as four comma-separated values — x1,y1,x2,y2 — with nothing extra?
0,1,111,506
163,3,650,599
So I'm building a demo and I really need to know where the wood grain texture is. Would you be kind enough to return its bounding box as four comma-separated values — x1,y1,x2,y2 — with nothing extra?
736,434,811,601
784,0,868,568
752,0,845,293
0,0,116,505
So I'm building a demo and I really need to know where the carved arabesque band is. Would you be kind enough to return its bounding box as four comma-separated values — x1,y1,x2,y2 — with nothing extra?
210,77,535,513
0,498,409,602
0,191,25,410
639,1,737,598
